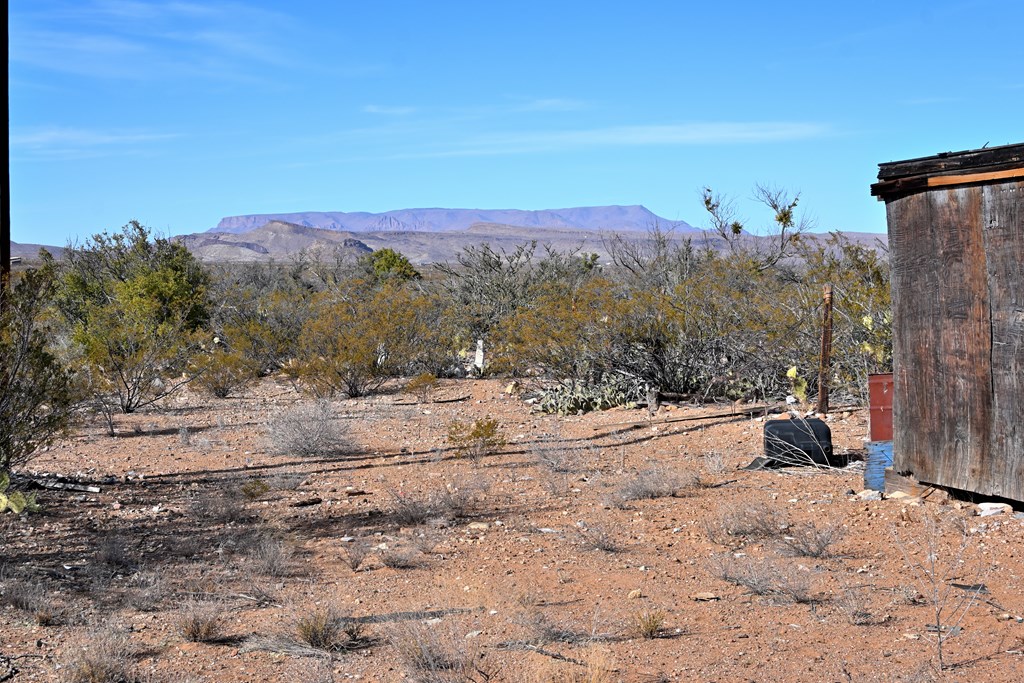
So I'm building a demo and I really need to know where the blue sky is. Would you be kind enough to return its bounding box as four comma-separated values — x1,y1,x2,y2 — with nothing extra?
9,0,1024,246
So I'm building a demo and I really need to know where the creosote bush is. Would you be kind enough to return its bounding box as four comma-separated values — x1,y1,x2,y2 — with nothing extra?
240,478,272,501
404,372,439,403
192,346,259,398
1,267,77,474
47,221,209,432
447,417,506,462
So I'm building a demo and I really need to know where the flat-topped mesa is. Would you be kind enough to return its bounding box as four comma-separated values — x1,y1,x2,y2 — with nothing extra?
210,205,695,235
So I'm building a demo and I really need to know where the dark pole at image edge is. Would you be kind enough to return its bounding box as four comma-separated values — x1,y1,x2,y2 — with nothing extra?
1,0,10,296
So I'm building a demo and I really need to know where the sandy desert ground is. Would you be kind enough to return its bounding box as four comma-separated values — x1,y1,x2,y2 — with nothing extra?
3,378,1023,682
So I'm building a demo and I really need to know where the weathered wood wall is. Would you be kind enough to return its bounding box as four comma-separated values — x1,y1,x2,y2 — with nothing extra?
886,179,1024,500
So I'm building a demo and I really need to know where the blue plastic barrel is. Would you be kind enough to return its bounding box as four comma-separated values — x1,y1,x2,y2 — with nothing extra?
864,441,893,491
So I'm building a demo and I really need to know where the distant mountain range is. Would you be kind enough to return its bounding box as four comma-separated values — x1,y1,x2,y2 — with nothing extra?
9,205,886,267
210,205,694,235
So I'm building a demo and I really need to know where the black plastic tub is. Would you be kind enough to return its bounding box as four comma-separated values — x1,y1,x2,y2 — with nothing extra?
763,417,841,467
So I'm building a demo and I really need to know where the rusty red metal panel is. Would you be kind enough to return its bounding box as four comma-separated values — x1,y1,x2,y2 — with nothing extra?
867,373,893,442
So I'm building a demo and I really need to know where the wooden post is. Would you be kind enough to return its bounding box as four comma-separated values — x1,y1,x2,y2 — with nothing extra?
1,0,10,301
816,284,833,415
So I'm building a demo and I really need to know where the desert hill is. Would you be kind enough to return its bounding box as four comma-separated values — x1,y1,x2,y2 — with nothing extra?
180,218,671,264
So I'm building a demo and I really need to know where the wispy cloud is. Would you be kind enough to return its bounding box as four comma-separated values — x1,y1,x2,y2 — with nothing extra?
363,105,419,116
293,120,833,167
403,121,833,159
513,97,590,112
11,126,180,160
901,96,960,106
9,1,321,82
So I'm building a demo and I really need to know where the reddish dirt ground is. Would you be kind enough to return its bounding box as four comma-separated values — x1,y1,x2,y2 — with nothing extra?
3,378,1024,682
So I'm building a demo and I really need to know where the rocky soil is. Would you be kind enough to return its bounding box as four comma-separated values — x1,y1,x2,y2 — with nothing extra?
3,378,1023,682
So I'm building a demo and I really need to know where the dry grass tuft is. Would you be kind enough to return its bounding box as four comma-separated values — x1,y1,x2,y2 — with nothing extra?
516,610,592,646
177,600,223,643
190,488,249,525
295,605,367,652
626,609,666,639
96,536,136,572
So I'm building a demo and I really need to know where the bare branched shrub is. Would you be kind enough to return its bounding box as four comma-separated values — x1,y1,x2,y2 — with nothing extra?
390,478,488,527
613,466,693,506
836,587,884,626
430,476,489,519
266,400,349,458
380,547,422,570
411,531,443,556
190,488,248,525
3,578,59,625
285,658,338,683
626,609,666,639
703,450,727,476
506,645,616,683
389,619,480,682
576,524,622,553
61,629,140,683
96,536,136,572
343,540,370,572
125,569,166,612
178,600,223,642
894,511,987,671
777,521,845,558
704,501,790,546
532,434,590,473
709,554,816,604
516,610,590,646
246,535,294,577
390,491,436,527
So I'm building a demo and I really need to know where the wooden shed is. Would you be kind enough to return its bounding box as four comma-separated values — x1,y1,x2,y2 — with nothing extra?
871,143,1024,502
